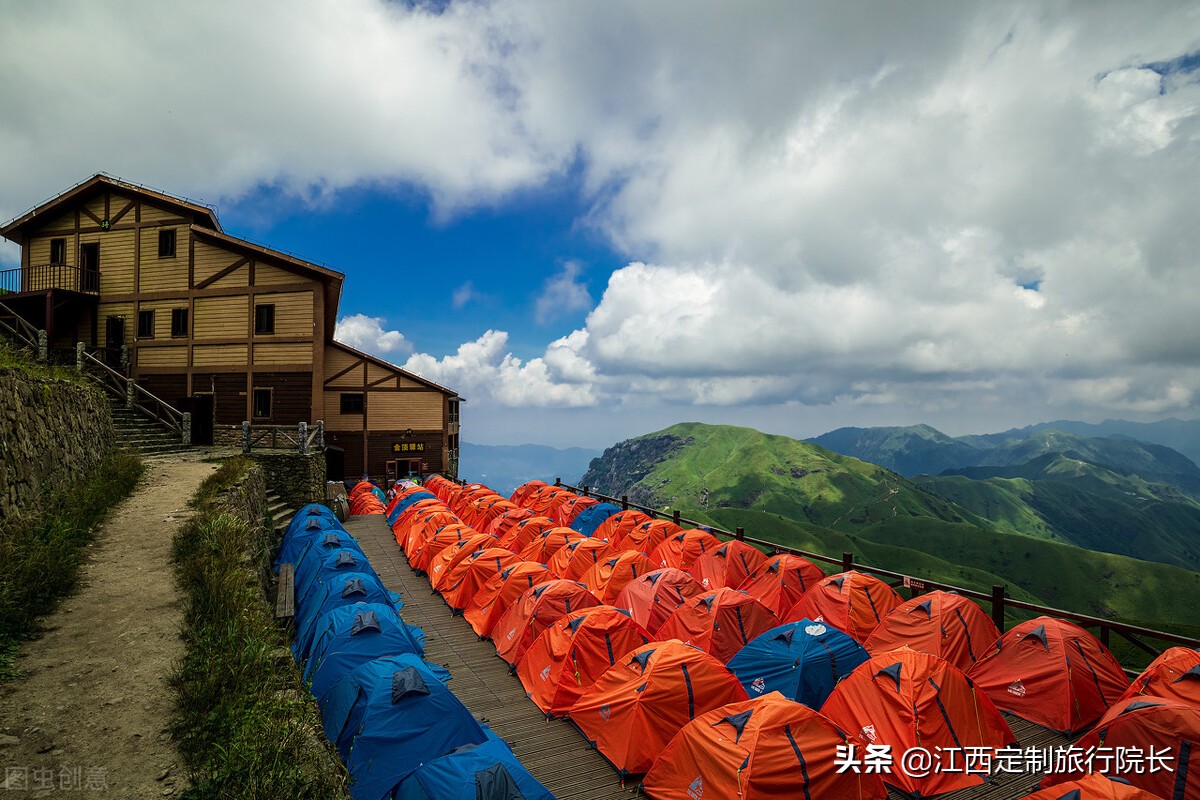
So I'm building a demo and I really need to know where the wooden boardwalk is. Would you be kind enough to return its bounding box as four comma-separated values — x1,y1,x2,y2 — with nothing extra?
347,513,1076,800
347,514,636,800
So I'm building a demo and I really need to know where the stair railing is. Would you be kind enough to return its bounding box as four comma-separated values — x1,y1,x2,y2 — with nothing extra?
75,342,190,444
0,298,46,359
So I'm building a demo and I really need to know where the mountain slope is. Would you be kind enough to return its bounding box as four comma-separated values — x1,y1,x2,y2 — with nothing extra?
806,424,986,476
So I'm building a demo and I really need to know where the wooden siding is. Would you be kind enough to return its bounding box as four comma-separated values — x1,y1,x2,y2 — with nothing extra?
253,342,313,366
138,375,188,405
254,372,313,423
136,298,189,339
368,430,444,475
255,263,299,285
193,344,247,366
194,296,248,338
138,202,186,223
85,230,135,294
137,226,188,292
84,195,106,221
138,345,188,368
322,391,365,432
193,373,247,425
193,240,249,287
367,392,444,429
323,345,365,388
39,211,75,232
97,303,134,346
257,290,312,337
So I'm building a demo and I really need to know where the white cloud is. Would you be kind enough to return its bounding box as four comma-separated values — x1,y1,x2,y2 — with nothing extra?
452,281,477,309
534,261,592,324
334,314,412,357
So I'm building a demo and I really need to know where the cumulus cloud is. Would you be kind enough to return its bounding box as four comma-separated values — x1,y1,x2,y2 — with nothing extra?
334,314,412,357
534,261,592,324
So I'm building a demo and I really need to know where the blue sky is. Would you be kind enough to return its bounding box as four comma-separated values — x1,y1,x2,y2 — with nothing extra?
3,2,1200,448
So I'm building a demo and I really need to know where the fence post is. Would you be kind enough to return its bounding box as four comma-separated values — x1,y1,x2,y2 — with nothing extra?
672,509,681,526
990,585,1006,631
181,412,191,445
298,421,308,454
125,381,134,410
841,552,854,572
120,344,129,373
555,477,561,487
37,330,47,363
75,341,84,372
242,421,251,455
735,526,745,541
316,420,325,449
582,485,589,497
621,495,628,510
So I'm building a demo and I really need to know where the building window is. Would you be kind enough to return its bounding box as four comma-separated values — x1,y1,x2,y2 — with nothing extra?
448,398,460,424
340,393,364,414
252,388,272,419
49,238,66,265
137,309,155,339
171,308,188,338
254,303,275,335
158,229,176,258
448,433,459,451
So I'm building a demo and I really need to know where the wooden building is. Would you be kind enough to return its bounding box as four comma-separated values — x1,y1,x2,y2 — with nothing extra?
0,174,460,480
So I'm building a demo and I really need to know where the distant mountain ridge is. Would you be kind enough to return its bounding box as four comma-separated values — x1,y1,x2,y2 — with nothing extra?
459,442,601,497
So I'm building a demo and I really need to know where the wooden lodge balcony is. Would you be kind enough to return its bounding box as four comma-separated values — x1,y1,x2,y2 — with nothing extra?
0,264,100,296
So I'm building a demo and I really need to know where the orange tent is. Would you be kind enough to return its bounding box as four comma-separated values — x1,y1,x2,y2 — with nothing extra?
616,519,682,555
509,479,548,507
864,590,1000,672
554,494,599,527
1116,646,1200,708
1039,697,1200,800
648,528,722,570
580,551,657,604
967,616,1130,734
390,501,451,548
384,483,429,517
500,516,559,552
569,639,750,777
593,509,654,542
614,568,705,635
1021,773,1170,800
517,527,587,565
641,693,889,800
517,605,651,717
423,474,459,502
483,507,536,541
782,570,903,643
400,511,461,560
689,540,770,591
736,554,826,616
656,588,778,663
428,533,497,592
439,547,524,611
460,496,519,532
462,561,550,638
492,579,600,666
821,647,1015,796
409,522,477,573
546,537,616,581
524,484,573,518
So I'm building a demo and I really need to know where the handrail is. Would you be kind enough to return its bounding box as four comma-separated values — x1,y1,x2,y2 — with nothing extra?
0,264,101,294
242,421,325,455
75,344,187,441
556,479,1200,669
0,298,42,350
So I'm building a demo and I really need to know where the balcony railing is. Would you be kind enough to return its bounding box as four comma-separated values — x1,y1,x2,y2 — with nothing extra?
0,264,101,295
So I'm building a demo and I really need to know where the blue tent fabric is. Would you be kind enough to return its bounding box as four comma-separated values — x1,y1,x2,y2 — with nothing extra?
727,619,869,709
294,572,396,660
569,503,621,537
288,528,360,585
295,546,376,609
283,504,340,538
387,490,439,526
320,654,488,800
392,732,556,800
304,603,426,699
276,516,346,571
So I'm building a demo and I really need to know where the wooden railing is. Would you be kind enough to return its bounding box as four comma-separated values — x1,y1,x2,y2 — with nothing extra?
75,343,189,443
0,264,101,294
0,298,44,355
241,420,325,454
556,479,1200,673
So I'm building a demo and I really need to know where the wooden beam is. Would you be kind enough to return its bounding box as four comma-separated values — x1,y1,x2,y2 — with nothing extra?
109,199,136,226
194,256,250,290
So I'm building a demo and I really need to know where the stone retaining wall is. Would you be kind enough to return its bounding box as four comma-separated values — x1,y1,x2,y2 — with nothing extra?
249,451,327,512
0,369,115,522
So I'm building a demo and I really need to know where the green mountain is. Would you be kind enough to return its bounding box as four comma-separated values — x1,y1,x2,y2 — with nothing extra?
806,424,984,477
582,422,1200,644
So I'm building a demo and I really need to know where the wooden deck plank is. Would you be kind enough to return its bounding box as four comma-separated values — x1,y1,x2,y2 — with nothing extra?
274,562,295,619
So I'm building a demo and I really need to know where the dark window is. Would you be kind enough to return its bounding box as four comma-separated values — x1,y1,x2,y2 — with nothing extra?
171,308,188,337
137,309,155,338
252,388,272,419
158,229,176,258
49,238,66,265
448,398,460,424
254,304,275,335
340,393,364,414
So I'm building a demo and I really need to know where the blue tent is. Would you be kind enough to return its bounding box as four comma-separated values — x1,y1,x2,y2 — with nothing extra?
569,503,621,537
293,572,397,660
727,619,869,709
283,504,340,538
304,604,426,700
276,514,346,569
287,527,359,581
393,732,556,800
321,654,488,800
295,546,374,609
386,490,439,526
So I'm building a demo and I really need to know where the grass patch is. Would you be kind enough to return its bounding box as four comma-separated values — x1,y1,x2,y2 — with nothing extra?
0,338,87,383
171,460,349,799
0,448,144,680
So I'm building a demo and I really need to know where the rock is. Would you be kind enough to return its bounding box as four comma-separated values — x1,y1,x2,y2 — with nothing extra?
156,768,171,781
0,733,18,747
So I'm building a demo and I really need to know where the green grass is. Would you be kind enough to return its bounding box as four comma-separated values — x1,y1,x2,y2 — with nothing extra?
0,449,144,680
189,457,255,508
0,338,87,383
171,460,349,800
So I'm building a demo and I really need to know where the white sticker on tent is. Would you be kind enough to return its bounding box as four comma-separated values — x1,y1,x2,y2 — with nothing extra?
861,724,877,743
1008,679,1027,697
804,623,827,636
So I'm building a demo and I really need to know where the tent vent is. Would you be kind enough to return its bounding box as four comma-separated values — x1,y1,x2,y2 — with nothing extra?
336,551,357,568
323,532,342,547
1176,665,1200,683
475,763,526,800
875,662,903,692
306,518,323,530
342,578,367,597
391,666,430,703
351,611,381,636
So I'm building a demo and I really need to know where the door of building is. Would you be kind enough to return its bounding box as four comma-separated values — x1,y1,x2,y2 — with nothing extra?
104,316,124,370
190,394,214,445
79,243,99,292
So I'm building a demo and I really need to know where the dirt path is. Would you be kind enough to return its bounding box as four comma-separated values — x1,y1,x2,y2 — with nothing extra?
0,455,216,797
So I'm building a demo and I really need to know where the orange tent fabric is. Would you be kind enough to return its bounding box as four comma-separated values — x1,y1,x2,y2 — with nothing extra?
648,528,722,570
580,551,657,604
390,501,451,548
689,540,770,591
656,588,778,663
462,561,550,638
384,483,429,517
554,494,599,527
428,533,497,592
460,496,519,531
782,570,903,643
616,518,682,555
736,554,826,616
641,693,889,800
967,616,1130,734
569,639,750,777
409,522,477,573
509,479,548,507
614,568,706,635
546,537,616,581
593,509,655,542
1039,697,1200,800
423,475,458,502
821,647,1015,797
400,511,461,559
500,516,559,552
864,590,1000,672
492,579,600,666
439,547,524,611
517,605,651,717
1116,646,1200,708
524,485,573,518
1021,772,1169,800
517,527,587,565
484,507,536,541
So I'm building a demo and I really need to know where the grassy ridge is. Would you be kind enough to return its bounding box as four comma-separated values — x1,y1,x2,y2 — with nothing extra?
171,460,349,800
0,449,144,680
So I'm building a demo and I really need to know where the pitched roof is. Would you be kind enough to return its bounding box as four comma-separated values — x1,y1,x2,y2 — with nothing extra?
327,340,462,399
